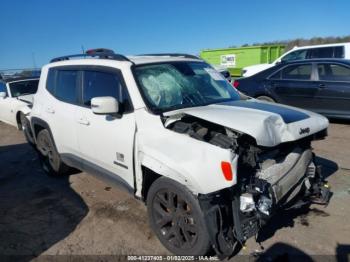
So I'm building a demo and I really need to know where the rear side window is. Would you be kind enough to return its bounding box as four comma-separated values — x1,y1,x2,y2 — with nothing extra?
317,63,350,81
308,46,344,59
334,46,345,58
46,69,56,95
9,80,39,97
55,70,79,104
282,64,312,80
46,68,79,104
308,47,333,58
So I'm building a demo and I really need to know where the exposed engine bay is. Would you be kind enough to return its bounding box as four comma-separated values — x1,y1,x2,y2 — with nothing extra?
165,114,332,258
166,115,240,150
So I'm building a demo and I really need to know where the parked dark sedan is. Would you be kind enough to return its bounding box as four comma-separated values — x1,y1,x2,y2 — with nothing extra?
234,59,350,119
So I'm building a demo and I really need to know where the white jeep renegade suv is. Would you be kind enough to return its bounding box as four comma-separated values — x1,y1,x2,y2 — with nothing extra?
28,49,331,258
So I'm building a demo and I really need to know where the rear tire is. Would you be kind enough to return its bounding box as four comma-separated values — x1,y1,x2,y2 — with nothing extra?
147,177,211,255
36,129,71,176
256,95,275,103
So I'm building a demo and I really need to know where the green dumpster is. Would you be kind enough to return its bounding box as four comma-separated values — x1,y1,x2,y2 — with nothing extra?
200,45,285,77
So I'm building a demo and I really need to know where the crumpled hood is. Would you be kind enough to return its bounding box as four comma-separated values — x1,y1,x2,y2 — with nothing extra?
164,99,329,147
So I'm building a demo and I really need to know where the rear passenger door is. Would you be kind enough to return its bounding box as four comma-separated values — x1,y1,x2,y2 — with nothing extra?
76,67,136,189
268,63,318,110
315,63,350,117
44,68,81,156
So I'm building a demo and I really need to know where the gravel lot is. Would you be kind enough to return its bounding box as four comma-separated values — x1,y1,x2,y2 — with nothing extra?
0,121,349,261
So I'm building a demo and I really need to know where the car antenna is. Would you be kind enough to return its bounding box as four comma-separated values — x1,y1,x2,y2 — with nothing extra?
81,45,85,57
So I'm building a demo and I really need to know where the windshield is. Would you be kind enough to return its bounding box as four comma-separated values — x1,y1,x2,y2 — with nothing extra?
134,62,240,113
9,80,39,97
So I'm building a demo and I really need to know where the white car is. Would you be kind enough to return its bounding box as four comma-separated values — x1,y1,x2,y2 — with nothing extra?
28,49,331,258
243,42,350,77
0,76,39,131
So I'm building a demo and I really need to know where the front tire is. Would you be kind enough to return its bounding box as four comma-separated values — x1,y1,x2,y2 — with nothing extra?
147,177,211,255
36,129,71,176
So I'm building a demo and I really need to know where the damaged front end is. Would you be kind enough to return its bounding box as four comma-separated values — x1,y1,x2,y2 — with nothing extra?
198,138,331,259
165,114,331,259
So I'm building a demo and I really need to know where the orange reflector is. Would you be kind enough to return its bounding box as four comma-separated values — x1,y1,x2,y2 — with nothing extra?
221,161,233,181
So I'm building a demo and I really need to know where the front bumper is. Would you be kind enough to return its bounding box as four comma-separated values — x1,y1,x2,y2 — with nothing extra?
198,163,332,259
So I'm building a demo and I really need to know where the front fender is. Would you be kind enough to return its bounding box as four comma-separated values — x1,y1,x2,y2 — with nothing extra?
138,152,200,195
17,105,31,116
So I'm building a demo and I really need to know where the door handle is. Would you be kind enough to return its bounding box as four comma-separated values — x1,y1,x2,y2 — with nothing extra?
77,118,90,126
319,83,326,88
46,107,55,114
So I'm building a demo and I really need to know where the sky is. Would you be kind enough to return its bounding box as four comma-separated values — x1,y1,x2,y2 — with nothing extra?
0,0,349,69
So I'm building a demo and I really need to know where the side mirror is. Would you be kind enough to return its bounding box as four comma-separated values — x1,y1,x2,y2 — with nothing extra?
0,92,7,98
91,97,119,115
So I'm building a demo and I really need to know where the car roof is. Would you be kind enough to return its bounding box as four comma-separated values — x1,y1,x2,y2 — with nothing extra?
49,50,202,66
282,58,350,65
127,55,202,65
1,76,40,84
240,59,350,80
292,42,350,50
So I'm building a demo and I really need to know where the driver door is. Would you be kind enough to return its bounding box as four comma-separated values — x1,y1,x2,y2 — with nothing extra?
76,67,136,189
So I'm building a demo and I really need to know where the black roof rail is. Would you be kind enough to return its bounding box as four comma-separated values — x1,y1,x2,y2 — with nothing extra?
138,53,201,60
50,48,133,63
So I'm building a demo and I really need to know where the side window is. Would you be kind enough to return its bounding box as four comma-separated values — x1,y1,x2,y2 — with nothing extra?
308,47,333,58
0,82,7,93
282,64,312,80
269,70,281,80
334,46,345,58
82,70,132,111
55,70,79,104
9,80,39,97
46,69,56,95
281,50,307,62
317,63,350,81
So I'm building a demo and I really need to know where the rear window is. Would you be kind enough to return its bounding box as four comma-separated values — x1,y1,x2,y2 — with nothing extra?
281,64,312,80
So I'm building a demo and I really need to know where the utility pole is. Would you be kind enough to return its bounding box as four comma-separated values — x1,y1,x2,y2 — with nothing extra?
32,52,37,69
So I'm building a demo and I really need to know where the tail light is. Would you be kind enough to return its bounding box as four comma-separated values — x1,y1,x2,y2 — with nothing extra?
221,161,233,181
233,80,239,88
